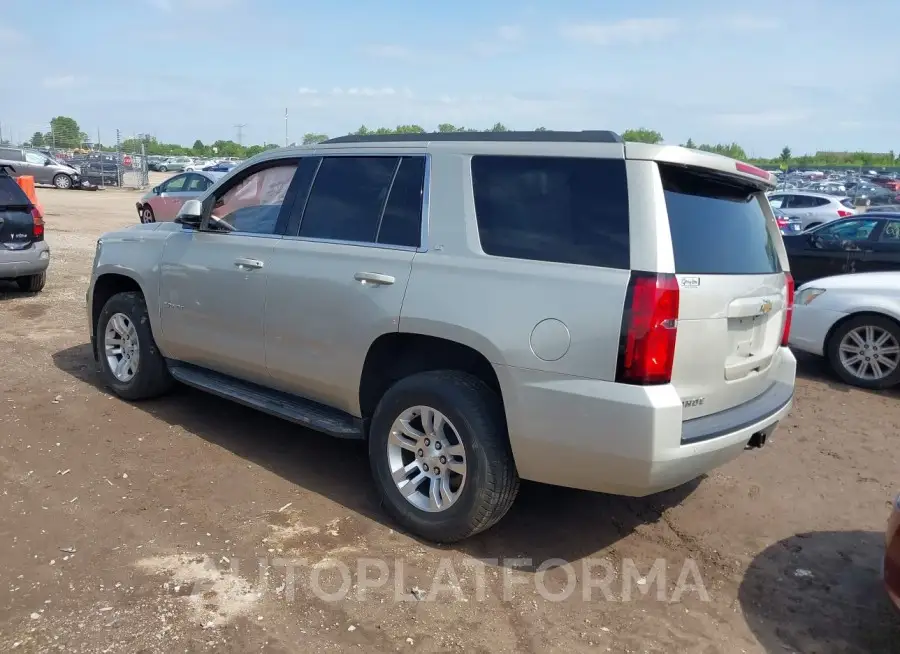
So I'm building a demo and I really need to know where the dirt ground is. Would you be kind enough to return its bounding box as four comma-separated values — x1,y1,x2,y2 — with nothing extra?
1,179,899,653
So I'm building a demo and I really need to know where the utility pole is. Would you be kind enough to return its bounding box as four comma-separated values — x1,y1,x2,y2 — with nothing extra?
285,108,289,147
235,123,247,145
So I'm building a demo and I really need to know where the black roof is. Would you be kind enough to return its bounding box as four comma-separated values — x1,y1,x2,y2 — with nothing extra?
322,130,623,145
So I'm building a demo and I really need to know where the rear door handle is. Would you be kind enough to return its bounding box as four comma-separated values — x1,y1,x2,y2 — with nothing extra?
234,257,264,270
354,272,395,286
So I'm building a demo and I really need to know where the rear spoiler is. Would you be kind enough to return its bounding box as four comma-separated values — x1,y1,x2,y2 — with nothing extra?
624,143,777,190
0,163,16,175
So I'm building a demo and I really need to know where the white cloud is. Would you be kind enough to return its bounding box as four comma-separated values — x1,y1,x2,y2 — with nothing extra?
559,18,679,45
497,25,525,42
297,87,318,95
42,75,79,89
343,87,397,97
364,44,411,59
471,24,527,56
0,25,26,45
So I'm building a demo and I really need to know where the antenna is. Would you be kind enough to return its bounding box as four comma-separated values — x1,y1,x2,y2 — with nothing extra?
235,123,247,145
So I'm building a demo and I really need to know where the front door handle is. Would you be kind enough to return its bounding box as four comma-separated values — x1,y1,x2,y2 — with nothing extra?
354,272,395,286
234,257,264,270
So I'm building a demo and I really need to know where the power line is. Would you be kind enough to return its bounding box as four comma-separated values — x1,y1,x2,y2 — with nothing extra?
235,123,247,145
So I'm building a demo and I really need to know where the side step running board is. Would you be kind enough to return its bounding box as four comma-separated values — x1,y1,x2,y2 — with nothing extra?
167,362,364,440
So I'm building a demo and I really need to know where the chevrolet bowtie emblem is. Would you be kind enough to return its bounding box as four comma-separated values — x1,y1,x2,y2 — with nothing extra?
760,300,773,314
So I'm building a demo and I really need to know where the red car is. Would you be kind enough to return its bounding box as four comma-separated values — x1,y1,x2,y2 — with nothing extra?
886,493,900,611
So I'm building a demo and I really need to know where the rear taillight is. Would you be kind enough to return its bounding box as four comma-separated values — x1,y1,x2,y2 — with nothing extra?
837,209,853,217
616,272,679,385
781,272,795,346
776,217,788,228
31,206,44,240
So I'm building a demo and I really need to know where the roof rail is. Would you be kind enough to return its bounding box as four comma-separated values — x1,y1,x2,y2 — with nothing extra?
322,130,623,145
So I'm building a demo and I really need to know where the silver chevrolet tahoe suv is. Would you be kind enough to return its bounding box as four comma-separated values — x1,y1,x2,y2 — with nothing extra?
86,131,796,542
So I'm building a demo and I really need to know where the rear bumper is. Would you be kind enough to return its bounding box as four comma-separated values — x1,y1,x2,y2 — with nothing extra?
0,241,50,279
496,347,797,496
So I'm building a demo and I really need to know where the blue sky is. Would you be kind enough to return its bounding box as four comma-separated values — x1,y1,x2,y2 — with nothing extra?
1,0,897,156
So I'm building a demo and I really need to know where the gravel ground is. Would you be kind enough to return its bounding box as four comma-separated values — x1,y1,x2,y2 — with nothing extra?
1,182,899,653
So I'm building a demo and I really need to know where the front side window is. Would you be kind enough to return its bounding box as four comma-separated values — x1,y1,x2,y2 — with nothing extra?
210,163,297,234
24,151,46,165
817,218,879,241
471,155,630,269
163,175,187,193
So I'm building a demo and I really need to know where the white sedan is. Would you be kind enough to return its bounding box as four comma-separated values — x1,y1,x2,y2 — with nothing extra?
789,272,900,389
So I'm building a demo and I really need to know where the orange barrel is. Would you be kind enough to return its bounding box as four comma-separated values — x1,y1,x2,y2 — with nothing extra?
15,175,44,216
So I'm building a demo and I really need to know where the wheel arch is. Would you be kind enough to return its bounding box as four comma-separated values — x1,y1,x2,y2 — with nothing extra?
90,272,148,359
359,332,505,426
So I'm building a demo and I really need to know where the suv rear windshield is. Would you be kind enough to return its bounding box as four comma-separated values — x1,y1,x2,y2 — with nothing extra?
661,164,780,275
471,155,630,269
0,175,31,207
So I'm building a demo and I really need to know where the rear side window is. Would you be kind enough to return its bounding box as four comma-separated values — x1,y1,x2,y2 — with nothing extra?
0,176,30,206
376,156,425,247
299,156,398,242
661,164,780,275
471,156,630,269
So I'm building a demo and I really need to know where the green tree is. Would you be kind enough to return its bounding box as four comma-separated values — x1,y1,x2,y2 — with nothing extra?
622,128,663,144
192,139,206,155
302,133,328,145
30,132,45,147
489,122,509,132
684,137,696,149
437,123,461,133
534,126,548,131
779,146,792,164
49,116,84,149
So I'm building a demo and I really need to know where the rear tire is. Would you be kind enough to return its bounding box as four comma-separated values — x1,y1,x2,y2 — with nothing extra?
368,370,519,543
16,272,46,292
826,314,900,390
53,173,72,189
158,165,168,172
97,291,173,400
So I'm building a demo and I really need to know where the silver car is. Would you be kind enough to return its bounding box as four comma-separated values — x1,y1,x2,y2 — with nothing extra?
0,146,81,189
88,132,796,542
0,167,49,291
767,191,856,230
136,171,224,223
156,156,194,173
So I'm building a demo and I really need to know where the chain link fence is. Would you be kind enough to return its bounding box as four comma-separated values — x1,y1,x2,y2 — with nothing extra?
8,122,149,189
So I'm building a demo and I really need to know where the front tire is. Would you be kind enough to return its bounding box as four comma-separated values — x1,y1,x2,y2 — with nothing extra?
16,272,46,292
140,205,155,223
368,370,519,543
826,314,900,389
97,291,173,400
53,173,72,189
158,166,168,172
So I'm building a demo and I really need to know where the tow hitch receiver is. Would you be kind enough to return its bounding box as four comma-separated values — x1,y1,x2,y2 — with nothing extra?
746,423,776,450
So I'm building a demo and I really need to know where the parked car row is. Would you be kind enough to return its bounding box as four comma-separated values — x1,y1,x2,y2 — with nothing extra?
148,156,243,172
771,168,900,207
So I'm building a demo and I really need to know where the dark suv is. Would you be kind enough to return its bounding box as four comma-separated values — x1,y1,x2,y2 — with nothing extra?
0,165,49,291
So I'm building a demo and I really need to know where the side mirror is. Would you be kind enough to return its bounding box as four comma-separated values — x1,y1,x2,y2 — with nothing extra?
44,159,53,166
174,199,203,228
152,186,160,195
